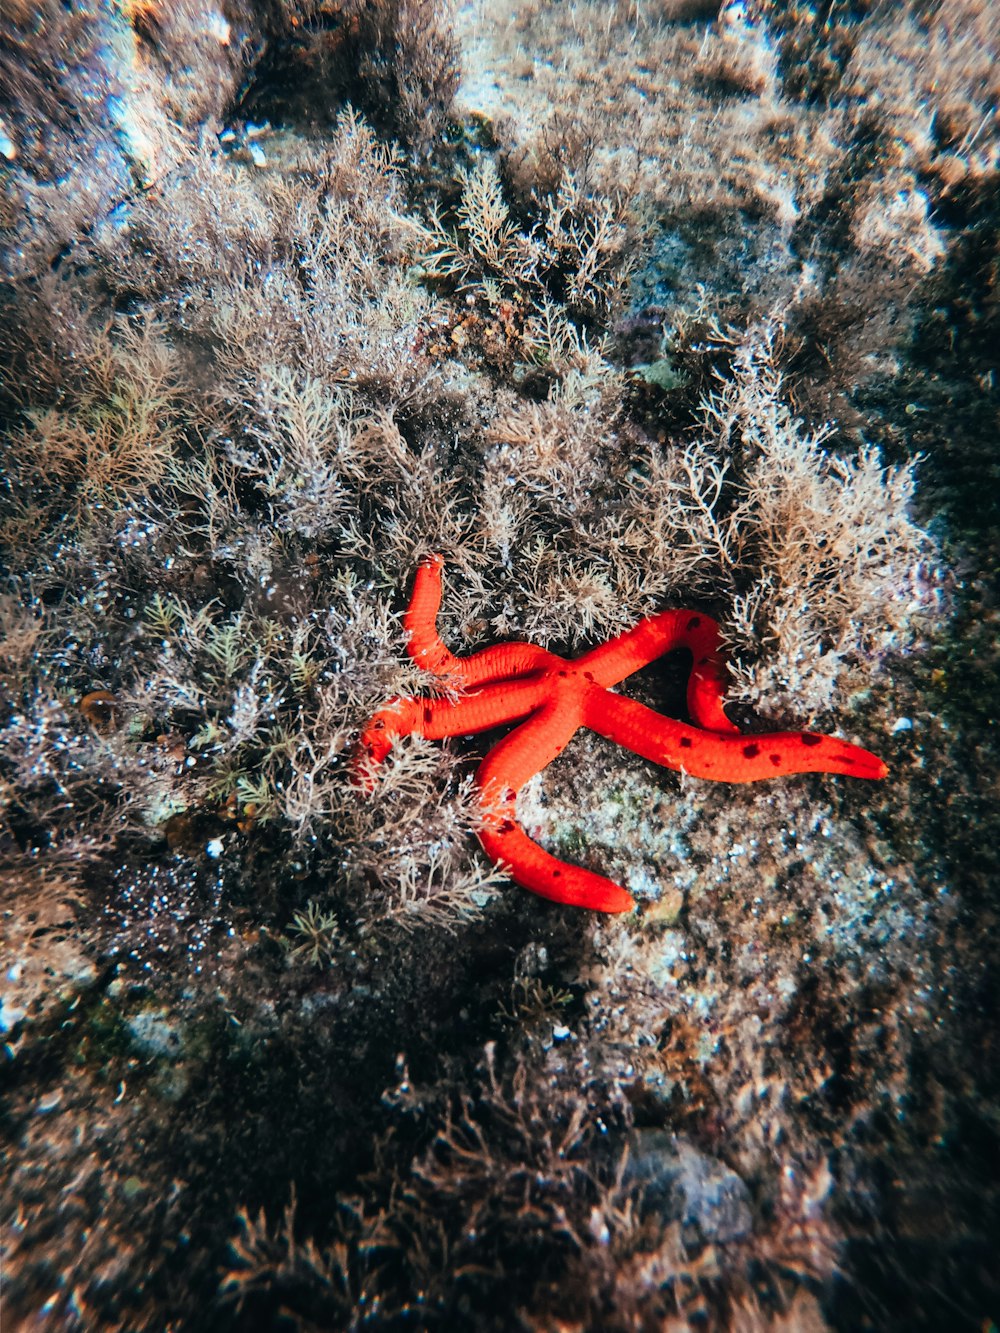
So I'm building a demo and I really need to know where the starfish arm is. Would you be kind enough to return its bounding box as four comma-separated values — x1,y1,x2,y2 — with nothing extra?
354,675,552,784
403,553,469,680
458,641,559,686
353,696,423,783
404,555,556,685
577,610,738,734
477,700,635,913
479,814,636,913
476,697,581,797
585,690,888,782
417,675,552,738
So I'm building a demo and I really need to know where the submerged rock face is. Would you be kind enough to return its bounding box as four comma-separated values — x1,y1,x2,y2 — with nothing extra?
1,2,998,1330
0,0,257,283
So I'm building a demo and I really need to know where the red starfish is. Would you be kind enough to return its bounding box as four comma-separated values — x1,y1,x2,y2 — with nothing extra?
355,554,888,914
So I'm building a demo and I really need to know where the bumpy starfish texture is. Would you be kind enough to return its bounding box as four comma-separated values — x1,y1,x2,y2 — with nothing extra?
355,554,888,914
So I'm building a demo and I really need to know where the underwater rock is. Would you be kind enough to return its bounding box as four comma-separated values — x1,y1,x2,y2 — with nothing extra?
626,1127,754,1244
